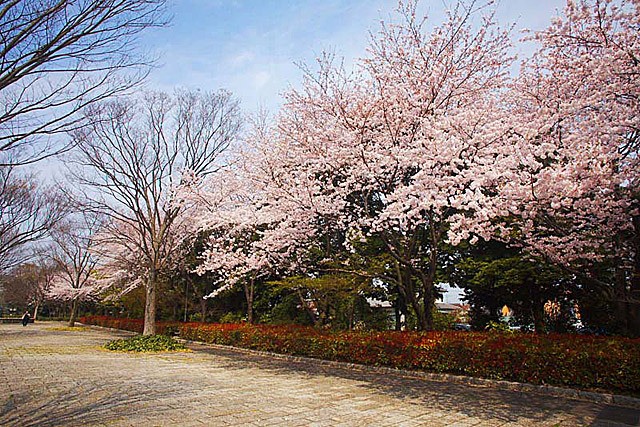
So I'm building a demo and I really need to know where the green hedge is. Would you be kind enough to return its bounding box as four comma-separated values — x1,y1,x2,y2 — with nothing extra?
80,316,640,394
104,335,186,352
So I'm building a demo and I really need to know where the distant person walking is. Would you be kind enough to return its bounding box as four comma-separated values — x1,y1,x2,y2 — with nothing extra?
21,311,30,327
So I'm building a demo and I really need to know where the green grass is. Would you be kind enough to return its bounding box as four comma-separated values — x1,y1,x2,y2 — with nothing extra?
104,335,187,352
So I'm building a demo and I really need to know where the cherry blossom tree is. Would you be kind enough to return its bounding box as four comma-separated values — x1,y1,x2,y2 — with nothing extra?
180,106,319,323
255,0,513,330
187,166,290,324
27,260,57,321
472,0,640,335
186,0,638,335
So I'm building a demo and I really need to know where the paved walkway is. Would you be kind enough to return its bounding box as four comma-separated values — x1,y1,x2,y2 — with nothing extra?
0,323,638,427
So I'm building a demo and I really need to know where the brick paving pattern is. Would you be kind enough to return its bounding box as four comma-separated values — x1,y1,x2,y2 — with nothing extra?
0,323,638,426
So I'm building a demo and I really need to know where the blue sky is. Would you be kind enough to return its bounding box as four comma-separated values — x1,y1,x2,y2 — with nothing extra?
141,0,567,113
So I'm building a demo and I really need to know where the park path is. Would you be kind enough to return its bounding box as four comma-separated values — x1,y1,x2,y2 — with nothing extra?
0,323,638,427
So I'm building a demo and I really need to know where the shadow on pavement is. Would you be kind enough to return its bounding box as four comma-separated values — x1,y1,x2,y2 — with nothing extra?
193,344,634,426
590,406,640,426
0,382,180,427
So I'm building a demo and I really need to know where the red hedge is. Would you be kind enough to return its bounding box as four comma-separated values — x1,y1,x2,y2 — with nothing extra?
80,316,640,394
79,315,178,335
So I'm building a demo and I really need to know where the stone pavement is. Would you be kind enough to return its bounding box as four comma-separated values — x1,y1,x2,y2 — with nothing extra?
0,323,638,427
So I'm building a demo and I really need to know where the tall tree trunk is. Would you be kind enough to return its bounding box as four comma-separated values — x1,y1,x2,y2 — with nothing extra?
394,291,408,331
421,280,434,331
33,302,39,321
414,269,435,331
244,277,255,324
398,263,425,330
68,298,78,327
393,262,409,331
200,298,207,323
348,299,354,330
183,278,189,322
613,268,631,335
143,270,157,335
413,300,428,331
420,231,439,332
606,216,640,337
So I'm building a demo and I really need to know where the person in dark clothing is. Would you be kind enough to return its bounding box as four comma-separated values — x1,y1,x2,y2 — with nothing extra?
21,311,30,326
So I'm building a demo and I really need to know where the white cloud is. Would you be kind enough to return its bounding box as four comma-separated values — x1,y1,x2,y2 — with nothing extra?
252,70,271,89
228,50,255,68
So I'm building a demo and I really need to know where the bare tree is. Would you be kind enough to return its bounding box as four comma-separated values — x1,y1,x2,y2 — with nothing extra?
0,260,56,318
0,0,168,166
47,211,101,327
0,166,67,271
71,89,241,334
30,260,57,320
1,263,38,310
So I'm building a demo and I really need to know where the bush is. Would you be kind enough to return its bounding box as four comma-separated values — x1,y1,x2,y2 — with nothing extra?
485,320,512,333
104,335,186,352
218,312,244,324
81,316,640,394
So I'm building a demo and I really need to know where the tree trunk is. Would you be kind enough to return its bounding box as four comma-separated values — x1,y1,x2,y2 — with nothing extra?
33,302,39,321
414,301,428,331
143,271,157,335
394,288,408,331
68,298,78,327
244,277,255,324
415,271,435,331
348,299,354,330
183,278,189,322
200,298,207,323
628,296,640,337
421,233,439,332
526,280,546,333
531,304,545,333
396,262,425,330
393,262,409,331
422,283,434,331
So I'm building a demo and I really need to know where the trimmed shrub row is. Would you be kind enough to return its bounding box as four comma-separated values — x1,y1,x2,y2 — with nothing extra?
80,316,640,394
79,316,178,335
104,335,186,352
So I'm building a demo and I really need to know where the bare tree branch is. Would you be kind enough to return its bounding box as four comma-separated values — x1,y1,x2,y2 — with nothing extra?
0,0,168,166
0,166,68,271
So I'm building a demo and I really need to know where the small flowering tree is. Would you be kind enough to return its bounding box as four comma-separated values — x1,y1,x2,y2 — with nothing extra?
28,260,57,321
46,213,102,327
